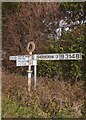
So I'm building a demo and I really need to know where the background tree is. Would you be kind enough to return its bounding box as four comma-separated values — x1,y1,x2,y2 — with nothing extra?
2,2,60,72
38,2,85,82
2,2,85,82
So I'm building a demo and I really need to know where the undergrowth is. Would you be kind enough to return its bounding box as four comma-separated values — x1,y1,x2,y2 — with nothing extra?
2,70,86,118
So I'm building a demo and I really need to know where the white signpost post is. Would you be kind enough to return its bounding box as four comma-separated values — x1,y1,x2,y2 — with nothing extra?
9,42,83,92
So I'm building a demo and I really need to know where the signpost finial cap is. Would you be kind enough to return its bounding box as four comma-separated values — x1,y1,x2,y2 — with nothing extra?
26,41,35,53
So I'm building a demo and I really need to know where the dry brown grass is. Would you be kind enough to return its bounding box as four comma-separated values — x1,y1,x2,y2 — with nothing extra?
2,70,85,118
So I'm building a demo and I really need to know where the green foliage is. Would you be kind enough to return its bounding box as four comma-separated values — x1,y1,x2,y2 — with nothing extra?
37,3,85,81
60,2,84,24
1,94,81,118
38,61,61,77
38,24,84,81
56,109,72,118
2,96,32,118
2,96,49,118
3,95,68,118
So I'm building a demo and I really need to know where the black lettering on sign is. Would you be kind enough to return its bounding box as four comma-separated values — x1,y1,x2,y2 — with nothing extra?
60,54,64,59
51,55,54,58
47,55,54,58
71,54,75,58
68,54,71,59
65,54,68,59
37,55,54,59
76,54,80,59
56,55,59,58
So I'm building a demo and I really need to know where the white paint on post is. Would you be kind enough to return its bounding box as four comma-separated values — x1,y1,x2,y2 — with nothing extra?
27,70,32,92
28,71,31,78
34,65,37,88
27,53,32,92
33,55,37,88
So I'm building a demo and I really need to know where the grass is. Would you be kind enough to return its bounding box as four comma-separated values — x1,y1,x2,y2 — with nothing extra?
2,70,86,118
2,96,73,118
2,96,30,118
2,96,49,118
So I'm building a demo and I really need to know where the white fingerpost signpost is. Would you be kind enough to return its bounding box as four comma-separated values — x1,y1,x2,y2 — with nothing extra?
9,41,83,92
26,42,35,92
